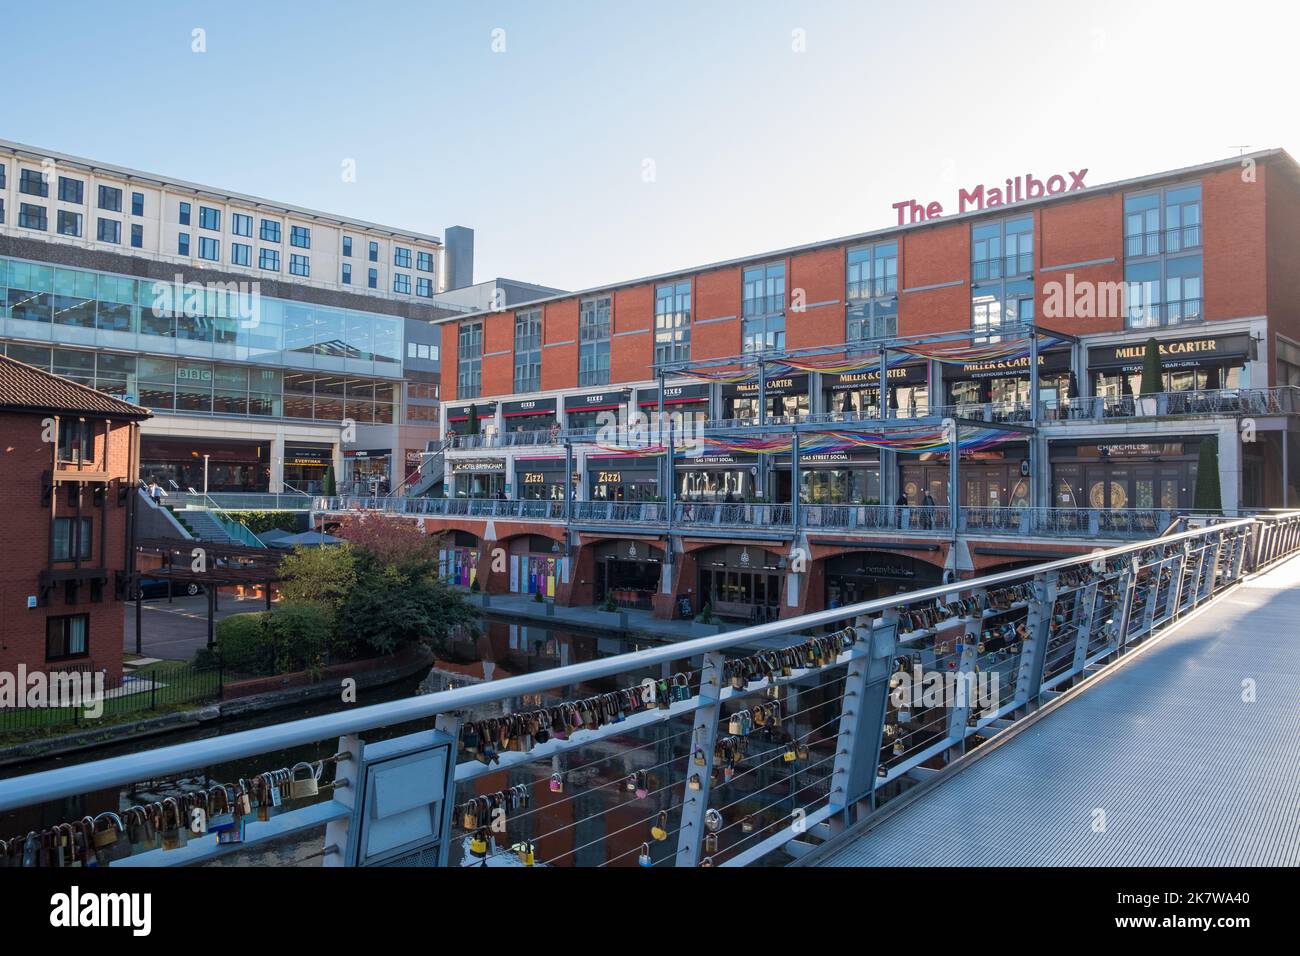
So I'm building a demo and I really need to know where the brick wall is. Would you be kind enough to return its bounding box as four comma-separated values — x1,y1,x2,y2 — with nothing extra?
0,414,137,684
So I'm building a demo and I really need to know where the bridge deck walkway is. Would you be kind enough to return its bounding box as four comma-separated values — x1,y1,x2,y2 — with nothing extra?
813,555,1300,866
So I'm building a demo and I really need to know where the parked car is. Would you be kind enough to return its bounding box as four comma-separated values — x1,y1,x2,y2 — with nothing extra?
131,576,203,599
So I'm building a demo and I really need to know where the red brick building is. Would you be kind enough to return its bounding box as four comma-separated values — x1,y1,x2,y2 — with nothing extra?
0,356,150,683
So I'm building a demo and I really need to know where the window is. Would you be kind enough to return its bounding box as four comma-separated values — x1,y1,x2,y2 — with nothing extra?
417,251,434,272
0,198,4,224
416,277,432,297
368,268,378,289
368,241,379,262
393,273,411,294
514,308,543,392
179,201,191,225
260,219,281,242
654,281,691,366
290,254,310,277
199,236,220,261
1124,183,1203,328
19,203,48,231
57,419,94,463
98,185,122,212
232,213,252,237
579,295,612,386
290,225,311,248
343,235,352,257
58,176,84,204
846,242,899,342
231,242,252,267
742,263,786,353
342,263,352,285
457,322,483,398
199,205,221,230
972,216,1032,282
972,278,1033,344
20,168,49,197
96,218,121,244
131,223,143,248
57,210,82,237
259,248,279,271
52,518,93,562
0,163,5,188
178,233,191,256
131,191,144,216
46,614,89,661
394,246,412,268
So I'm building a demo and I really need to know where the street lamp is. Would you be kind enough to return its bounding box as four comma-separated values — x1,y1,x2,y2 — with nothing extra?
203,454,210,497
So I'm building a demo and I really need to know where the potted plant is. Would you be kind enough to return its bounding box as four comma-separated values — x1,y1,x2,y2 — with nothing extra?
1193,437,1222,513
1137,338,1163,416
692,601,723,636
596,594,626,628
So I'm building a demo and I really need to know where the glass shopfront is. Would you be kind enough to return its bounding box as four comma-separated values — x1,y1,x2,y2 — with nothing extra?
342,449,391,496
776,451,881,504
945,348,1072,416
440,531,481,587
677,453,757,502
502,397,559,435
636,383,712,431
445,402,497,445
451,457,506,498
1051,441,1200,510
283,444,333,493
823,364,929,420
592,539,664,609
899,450,1030,507
515,457,580,501
824,552,942,608
1088,332,1251,402
723,374,809,424
508,535,564,598
140,437,271,492
565,390,630,434
696,544,785,623
587,455,659,501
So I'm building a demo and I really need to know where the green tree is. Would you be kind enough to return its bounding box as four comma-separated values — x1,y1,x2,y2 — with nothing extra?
267,600,334,675
1140,338,1164,395
278,543,358,612
336,550,478,656
466,403,480,435
1194,437,1222,512
322,464,336,496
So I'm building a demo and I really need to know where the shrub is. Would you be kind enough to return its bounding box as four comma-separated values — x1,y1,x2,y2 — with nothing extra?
1194,438,1222,512
267,601,334,676
336,552,478,656
212,611,274,675
279,544,358,611
604,594,619,612
696,602,714,624
1140,338,1164,395
228,511,302,534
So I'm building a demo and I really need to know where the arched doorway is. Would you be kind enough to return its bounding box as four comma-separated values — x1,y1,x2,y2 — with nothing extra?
592,539,664,610
823,551,943,608
695,544,785,623
439,530,480,587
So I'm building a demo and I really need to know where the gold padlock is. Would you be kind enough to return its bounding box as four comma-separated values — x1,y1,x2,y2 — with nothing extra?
650,810,669,842
290,762,319,800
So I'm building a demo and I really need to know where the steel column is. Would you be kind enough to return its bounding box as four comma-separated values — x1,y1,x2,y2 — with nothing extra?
830,614,898,816
675,651,726,868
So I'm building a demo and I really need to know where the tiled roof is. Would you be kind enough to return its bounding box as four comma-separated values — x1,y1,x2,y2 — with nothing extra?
0,355,151,419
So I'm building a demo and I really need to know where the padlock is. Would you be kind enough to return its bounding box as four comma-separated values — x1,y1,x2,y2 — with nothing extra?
650,810,669,842
893,738,905,756
672,672,691,702
704,808,722,832
635,771,649,800
700,856,715,867
160,798,186,851
92,812,129,865
625,773,638,792
703,833,718,855
797,743,809,761
549,772,563,793
741,815,755,834
515,840,536,866
728,712,744,735
290,762,320,800
783,743,797,763
469,828,489,858
236,780,253,816
206,786,237,838
688,773,701,791
638,842,653,867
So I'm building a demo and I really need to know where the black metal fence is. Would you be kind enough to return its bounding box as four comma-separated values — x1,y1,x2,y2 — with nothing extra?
0,659,223,737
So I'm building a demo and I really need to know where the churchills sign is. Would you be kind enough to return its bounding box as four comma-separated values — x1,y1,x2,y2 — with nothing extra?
892,169,1089,225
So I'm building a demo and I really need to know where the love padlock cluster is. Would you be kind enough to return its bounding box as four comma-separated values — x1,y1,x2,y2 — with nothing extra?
455,785,539,866
721,627,855,691
459,674,697,765
0,756,342,867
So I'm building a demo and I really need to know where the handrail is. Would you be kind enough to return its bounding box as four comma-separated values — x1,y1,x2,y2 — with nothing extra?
0,515,1271,812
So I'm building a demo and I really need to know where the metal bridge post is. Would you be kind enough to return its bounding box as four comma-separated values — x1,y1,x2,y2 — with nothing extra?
1068,579,1100,676
1166,543,1190,620
1014,570,1058,708
1199,534,1223,602
322,733,364,867
1114,556,1140,651
829,612,899,819
1231,526,1249,582
1139,557,1167,636
675,651,726,868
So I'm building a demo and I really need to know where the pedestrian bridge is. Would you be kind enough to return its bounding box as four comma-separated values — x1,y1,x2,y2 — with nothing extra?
1,513,1297,868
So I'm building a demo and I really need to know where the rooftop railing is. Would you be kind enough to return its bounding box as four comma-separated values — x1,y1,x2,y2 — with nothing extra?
3,513,1295,867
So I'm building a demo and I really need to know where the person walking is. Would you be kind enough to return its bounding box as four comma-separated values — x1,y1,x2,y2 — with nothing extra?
922,490,937,529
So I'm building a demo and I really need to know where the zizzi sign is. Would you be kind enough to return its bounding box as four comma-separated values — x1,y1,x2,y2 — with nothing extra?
892,169,1089,225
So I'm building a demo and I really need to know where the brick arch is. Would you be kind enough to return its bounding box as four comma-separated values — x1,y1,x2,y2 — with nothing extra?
494,525,567,548
681,539,788,558
968,542,1096,576
808,542,949,575
421,518,489,540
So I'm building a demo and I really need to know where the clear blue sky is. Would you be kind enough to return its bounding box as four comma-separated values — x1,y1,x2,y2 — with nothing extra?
3,0,1291,291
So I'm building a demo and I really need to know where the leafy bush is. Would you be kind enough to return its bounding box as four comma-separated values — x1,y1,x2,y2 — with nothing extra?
228,511,302,534
267,601,333,676
1140,338,1164,395
604,594,619,612
279,544,358,611
1194,438,1222,512
695,602,715,625
212,611,275,675
336,551,478,656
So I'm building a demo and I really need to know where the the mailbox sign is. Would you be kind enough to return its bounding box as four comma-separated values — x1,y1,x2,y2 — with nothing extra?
893,169,1089,225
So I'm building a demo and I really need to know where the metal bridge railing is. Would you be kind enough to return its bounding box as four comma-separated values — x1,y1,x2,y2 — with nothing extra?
3,512,1297,868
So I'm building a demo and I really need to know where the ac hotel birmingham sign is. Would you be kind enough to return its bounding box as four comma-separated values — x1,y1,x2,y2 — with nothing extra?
892,169,1089,225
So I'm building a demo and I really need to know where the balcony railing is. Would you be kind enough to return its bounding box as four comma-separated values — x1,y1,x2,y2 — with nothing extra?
1039,386,1297,422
